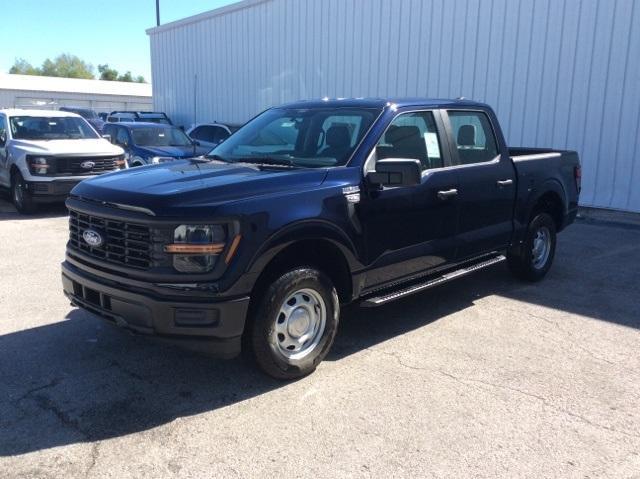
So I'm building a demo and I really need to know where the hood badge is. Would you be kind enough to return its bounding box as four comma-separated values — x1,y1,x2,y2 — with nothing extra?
82,229,103,247
342,186,360,204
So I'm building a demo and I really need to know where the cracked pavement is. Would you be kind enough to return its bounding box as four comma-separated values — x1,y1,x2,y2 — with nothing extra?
1,199,639,478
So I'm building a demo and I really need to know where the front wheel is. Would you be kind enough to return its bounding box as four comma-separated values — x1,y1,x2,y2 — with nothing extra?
507,212,557,281
247,268,340,379
11,171,37,214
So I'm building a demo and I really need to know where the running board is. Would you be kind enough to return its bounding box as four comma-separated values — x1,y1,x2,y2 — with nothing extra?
361,254,506,307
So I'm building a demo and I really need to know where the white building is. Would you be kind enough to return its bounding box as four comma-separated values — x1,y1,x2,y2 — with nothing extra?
148,0,640,213
0,73,152,115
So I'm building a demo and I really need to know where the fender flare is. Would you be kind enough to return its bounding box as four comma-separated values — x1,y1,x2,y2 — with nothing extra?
246,219,361,278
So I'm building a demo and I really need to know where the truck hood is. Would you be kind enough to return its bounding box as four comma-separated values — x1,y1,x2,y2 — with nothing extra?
10,138,123,156
71,160,328,216
136,144,211,159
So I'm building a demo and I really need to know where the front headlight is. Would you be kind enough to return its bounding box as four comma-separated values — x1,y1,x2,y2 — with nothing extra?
164,224,239,273
28,156,52,175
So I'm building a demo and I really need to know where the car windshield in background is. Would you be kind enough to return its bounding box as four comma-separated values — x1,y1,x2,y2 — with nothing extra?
210,107,380,167
9,116,99,140
131,126,192,147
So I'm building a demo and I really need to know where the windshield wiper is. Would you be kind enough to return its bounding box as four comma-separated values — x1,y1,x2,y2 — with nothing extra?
203,153,232,163
233,156,297,167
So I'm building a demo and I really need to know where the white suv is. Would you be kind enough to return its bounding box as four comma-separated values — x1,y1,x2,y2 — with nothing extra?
0,109,125,214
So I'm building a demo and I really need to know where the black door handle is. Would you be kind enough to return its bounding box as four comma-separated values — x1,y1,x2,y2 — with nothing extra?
496,179,514,187
437,188,458,200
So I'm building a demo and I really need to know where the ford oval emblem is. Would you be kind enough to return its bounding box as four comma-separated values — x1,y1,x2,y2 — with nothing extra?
83,229,103,247
80,161,95,169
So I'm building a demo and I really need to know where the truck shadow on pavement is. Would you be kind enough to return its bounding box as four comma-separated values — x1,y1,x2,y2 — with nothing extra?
0,197,68,220
1,222,639,456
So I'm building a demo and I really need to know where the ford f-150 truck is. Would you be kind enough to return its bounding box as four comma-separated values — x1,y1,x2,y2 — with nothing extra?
0,109,125,213
61,98,581,379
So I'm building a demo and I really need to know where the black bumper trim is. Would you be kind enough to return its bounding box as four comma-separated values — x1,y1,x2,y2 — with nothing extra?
61,261,250,358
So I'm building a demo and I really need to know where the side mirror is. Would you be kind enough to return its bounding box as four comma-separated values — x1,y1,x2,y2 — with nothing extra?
367,159,421,187
192,140,201,146
0,130,6,147
102,134,111,142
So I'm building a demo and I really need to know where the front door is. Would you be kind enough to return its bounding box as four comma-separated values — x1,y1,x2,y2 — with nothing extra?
359,109,459,289
443,110,516,259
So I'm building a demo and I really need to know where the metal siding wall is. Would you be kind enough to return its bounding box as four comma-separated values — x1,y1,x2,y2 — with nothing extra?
149,0,640,212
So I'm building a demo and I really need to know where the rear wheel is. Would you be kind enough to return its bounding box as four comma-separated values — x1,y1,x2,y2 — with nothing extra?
247,268,340,379
11,171,37,214
507,212,556,281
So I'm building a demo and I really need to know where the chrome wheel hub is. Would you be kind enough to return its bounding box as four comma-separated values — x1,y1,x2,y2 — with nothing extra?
531,226,551,269
272,288,326,361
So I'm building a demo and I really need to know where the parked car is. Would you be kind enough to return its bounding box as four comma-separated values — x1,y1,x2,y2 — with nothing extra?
106,111,172,125
103,122,210,166
187,122,242,149
0,109,124,214
59,106,105,133
62,98,580,379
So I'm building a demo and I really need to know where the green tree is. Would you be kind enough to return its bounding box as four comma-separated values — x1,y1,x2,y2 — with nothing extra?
98,64,119,81
117,71,133,82
8,55,145,82
39,54,94,79
9,58,40,75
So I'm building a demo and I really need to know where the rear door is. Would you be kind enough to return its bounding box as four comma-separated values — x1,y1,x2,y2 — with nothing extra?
359,109,459,288
442,110,516,259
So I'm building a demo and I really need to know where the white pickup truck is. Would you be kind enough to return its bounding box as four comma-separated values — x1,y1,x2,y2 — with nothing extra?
0,109,125,213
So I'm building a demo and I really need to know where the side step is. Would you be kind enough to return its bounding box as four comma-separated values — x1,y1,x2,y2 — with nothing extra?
361,254,506,307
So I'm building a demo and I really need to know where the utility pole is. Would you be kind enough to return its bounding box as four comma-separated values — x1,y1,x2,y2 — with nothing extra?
156,0,160,26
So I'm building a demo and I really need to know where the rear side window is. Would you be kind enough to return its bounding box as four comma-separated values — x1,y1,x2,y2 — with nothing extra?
376,111,443,171
448,111,498,164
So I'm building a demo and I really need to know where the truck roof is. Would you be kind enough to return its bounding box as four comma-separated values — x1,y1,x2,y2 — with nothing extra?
0,108,82,118
276,97,488,110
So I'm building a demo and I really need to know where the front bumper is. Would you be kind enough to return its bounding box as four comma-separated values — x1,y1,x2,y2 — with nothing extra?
28,179,83,203
61,260,250,358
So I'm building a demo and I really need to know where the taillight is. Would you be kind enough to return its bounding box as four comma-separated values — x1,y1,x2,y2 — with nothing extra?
574,165,582,193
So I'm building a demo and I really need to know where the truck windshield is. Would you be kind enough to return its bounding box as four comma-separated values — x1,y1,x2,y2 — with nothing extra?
131,126,192,147
10,116,99,140
210,107,380,167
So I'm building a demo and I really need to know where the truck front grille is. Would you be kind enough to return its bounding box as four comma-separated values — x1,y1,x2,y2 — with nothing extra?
56,156,120,175
68,210,152,269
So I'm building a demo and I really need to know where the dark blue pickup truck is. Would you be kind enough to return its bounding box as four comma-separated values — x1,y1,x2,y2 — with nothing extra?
62,98,581,379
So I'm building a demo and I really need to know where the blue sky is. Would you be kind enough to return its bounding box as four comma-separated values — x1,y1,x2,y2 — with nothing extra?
0,0,235,82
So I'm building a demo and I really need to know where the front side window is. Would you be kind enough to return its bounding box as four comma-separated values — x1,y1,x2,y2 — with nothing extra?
0,116,6,144
115,127,130,146
210,107,380,168
448,111,499,164
376,111,443,171
131,126,192,147
9,116,99,140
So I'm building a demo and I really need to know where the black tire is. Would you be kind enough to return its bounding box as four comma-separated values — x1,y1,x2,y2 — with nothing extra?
10,171,37,214
246,268,340,380
507,212,557,282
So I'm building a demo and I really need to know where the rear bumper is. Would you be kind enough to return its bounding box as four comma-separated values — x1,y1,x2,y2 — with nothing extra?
61,260,250,358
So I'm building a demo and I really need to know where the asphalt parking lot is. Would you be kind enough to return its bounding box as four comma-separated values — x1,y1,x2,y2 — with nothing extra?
1,198,639,479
